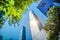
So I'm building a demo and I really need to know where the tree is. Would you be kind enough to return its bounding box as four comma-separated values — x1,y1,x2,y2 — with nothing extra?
0,0,36,28
0,11,4,28
44,6,60,40
54,0,60,3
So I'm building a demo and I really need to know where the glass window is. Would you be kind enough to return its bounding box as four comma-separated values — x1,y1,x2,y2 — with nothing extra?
41,2,46,7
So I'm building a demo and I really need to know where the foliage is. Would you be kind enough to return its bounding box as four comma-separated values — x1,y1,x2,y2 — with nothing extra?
44,6,60,40
0,11,4,28
0,0,36,28
54,0,60,3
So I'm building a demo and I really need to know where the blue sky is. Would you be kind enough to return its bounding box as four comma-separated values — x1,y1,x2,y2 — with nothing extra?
0,0,47,40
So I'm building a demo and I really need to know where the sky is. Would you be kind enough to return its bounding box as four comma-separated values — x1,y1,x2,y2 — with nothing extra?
0,0,48,40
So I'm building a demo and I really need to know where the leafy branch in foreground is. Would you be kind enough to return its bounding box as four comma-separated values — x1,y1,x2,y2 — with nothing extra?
0,0,36,28
44,6,60,40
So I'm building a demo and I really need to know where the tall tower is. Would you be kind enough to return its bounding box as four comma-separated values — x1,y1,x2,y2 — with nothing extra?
22,26,26,40
0,36,2,40
29,11,43,40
